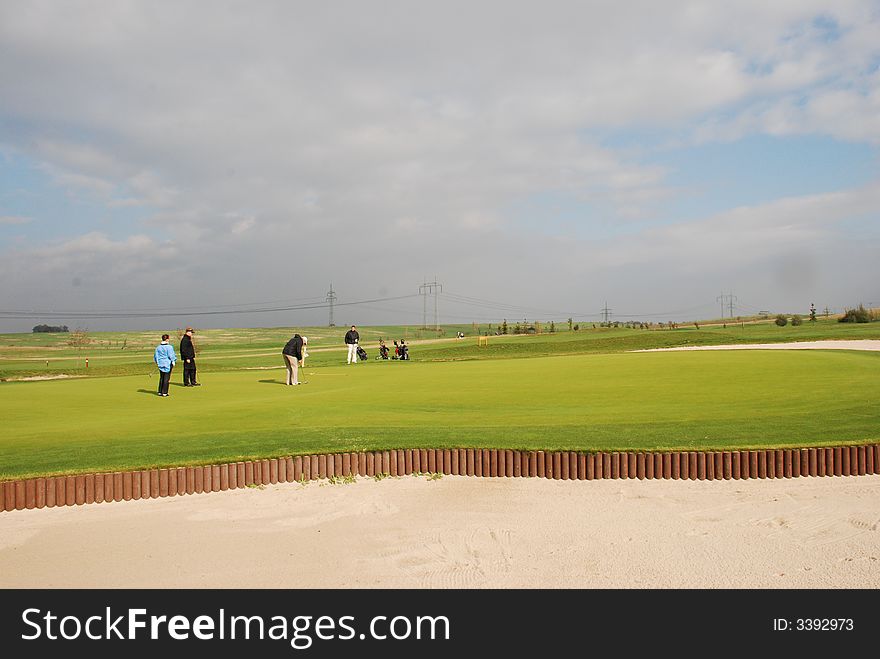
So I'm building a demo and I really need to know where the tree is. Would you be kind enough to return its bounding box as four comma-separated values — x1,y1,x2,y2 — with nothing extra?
791,314,803,326
550,321,556,333
809,303,817,322
839,304,874,323
775,315,788,327
33,324,69,333
567,317,573,331
501,319,508,335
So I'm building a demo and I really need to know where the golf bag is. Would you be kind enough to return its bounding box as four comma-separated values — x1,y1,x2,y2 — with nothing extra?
399,344,409,360
356,346,368,362
378,344,389,359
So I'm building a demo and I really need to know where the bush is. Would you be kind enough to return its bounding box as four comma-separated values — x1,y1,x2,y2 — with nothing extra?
839,304,874,323
33,324,69,333
791,314,803,326
775,315,788,327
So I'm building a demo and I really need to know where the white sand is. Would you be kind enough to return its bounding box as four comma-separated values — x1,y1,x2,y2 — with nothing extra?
1,475,878,588
633,339,880,352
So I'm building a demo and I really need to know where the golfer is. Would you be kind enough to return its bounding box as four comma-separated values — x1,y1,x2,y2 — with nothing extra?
153,334,177,397
282,332,305,385
345,325,359,364
179,326,200,386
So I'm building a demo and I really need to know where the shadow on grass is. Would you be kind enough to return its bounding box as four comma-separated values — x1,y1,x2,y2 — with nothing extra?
258,379,287,385
137,389,162,395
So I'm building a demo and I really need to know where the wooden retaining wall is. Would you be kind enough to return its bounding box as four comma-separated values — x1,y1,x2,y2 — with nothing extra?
2,445,878,513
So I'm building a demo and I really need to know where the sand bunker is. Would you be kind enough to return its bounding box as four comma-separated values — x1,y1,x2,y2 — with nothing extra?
633,340,880,353
1,475,877,588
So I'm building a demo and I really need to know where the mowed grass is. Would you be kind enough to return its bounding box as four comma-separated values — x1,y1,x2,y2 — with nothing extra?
3,315,880,379
2,348,878,479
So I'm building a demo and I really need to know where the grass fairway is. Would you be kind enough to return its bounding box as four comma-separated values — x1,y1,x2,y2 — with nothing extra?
3,315,880,380
2,348,878,479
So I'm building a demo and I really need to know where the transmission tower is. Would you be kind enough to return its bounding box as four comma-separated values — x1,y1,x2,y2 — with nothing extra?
326,284,337,327
601,301,613,324
419,279,442,330
716,292,737,319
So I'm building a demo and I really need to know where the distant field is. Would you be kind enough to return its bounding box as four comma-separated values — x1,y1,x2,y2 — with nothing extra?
3,316,880,380
2,347,878,479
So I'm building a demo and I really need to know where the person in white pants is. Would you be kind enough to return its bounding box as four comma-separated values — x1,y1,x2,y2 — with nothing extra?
345,325,360,364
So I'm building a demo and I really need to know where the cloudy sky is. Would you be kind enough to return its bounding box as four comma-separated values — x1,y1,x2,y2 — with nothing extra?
1,0,879,332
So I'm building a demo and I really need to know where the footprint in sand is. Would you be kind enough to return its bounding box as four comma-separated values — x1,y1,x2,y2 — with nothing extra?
383,527,514,588
847,517,878,532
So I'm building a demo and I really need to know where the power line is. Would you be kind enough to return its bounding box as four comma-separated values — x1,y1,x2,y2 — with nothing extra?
442,291,722,320
441,291,586,318
1,286,776,326
0,295,329,316
0,294,421,320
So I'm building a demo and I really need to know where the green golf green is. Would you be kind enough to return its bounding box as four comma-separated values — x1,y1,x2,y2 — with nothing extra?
2,348,878,479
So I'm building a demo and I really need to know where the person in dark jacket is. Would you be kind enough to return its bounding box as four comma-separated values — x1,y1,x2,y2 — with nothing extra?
180,327,200,386
282,332,304,385
345,325,359,364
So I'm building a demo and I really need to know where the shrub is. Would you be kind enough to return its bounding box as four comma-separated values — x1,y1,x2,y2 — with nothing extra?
838,304,874,323
33,324,69,333
791,314,803,326
775,315,788,327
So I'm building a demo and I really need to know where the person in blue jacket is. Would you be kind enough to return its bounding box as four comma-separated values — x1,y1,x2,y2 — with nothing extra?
154,333,177,397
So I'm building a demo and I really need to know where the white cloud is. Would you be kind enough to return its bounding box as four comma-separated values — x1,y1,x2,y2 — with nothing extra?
0,1,878,328
230,215,256,235
0,215,32,225
586,183,880,278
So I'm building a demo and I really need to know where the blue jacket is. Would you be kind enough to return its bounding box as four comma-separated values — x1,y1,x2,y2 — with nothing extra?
154,342,177,372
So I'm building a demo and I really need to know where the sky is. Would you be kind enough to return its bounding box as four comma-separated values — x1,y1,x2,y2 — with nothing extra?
1,0,879,332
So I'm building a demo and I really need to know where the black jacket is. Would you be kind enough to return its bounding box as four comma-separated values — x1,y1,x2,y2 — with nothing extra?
180,334,196,360
282,335,303,360
344,330,359,344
